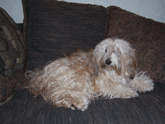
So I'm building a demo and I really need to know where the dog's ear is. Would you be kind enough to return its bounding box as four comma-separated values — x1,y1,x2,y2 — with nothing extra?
92,57,100,76
127,56,137,80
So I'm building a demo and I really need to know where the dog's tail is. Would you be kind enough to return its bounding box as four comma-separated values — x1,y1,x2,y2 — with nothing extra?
25,67,43,80
25,70,37,80
25,70,42,95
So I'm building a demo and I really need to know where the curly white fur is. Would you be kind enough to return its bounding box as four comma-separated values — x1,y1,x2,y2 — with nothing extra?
25,38,154,111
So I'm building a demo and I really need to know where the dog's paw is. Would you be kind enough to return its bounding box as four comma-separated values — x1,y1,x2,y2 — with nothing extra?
76,103,89,111
138,79,154,93
130,72,154,93
118,87,139,99
63,97,90,111
73,97,90,111
110,85,139,99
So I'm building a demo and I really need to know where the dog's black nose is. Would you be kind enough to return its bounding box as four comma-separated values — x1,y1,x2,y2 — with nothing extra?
105,59,111,65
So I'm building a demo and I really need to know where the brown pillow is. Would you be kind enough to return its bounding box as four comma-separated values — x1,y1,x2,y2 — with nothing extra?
22,0,107,70
105,6,165,84
0,8,26,105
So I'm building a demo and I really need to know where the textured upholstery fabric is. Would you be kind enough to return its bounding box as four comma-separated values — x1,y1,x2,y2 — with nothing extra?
0,8,26,105
22,0,107,70
105,6,165,84
0,83,165,124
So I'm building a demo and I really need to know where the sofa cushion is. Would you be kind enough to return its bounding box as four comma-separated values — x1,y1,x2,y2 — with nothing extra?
22,0,107,70
0,8,26,105
0,82,165,124
105,6,165,84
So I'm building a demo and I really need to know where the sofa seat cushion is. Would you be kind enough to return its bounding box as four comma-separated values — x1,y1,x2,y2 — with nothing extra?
0,82,165,124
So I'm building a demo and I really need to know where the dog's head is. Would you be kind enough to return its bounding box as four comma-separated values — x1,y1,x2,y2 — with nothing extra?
93,38,137,79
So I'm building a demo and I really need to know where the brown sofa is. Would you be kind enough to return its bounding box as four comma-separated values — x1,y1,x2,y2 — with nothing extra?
0,0,165,123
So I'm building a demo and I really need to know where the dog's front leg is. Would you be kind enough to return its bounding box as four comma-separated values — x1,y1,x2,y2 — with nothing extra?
107,82,139,99
95,73,138,99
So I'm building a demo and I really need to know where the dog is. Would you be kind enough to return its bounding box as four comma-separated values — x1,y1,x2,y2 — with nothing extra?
25,38,154,111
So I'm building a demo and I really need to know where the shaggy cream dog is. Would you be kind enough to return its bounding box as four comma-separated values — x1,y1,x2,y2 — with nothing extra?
25,38,154,111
